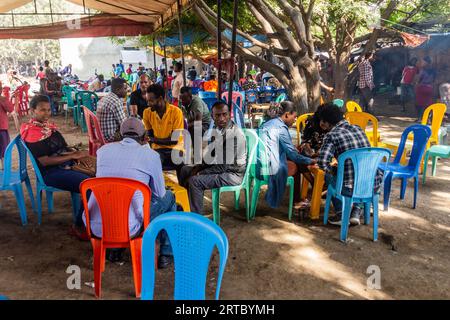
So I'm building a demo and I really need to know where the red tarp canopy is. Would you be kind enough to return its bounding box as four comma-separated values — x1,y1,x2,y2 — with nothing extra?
0,14,153,39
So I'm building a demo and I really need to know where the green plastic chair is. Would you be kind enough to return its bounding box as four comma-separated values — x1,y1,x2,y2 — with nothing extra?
422,144,450,184
62,85,78,124
75,91,99,133
211,129,258,225
275,93,287,103
250,135,294,221
333,99,344,108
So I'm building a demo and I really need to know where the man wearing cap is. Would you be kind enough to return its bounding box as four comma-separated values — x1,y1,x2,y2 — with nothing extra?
83,117,176,268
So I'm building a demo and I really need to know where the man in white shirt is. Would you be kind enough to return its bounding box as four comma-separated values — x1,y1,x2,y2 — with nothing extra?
171,62,185,106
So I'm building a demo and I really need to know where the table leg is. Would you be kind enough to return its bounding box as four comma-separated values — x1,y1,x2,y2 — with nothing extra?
309,170,325,220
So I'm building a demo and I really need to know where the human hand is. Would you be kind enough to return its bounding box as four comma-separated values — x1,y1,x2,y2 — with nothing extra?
71,150,89,160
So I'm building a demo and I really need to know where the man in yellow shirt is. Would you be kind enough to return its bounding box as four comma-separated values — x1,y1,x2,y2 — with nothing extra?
143,84,185,180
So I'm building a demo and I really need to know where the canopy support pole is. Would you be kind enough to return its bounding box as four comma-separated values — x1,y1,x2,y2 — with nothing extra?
227,0,239,109
177,0,187,87
217,0,222,98
153,37,157,77
49,0,54,25
161,15,170,100
34,0,38,14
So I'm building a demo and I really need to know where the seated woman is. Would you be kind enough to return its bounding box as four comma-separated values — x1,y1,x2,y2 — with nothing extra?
258,101,316,210
20,95,91,240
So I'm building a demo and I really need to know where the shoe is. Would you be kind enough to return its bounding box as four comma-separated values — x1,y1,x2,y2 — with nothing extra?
350,207,362,226
68,225,90,241
158,255,174,269
328,215,346,226
107,249,125,263
294,199,310,210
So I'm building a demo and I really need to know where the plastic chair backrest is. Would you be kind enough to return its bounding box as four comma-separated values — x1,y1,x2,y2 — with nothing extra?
296,113,314,145
221,91,243,111
242,129,258,186
83,107,106,155
1,135,28,186
333,99,344,108
80,177,151,243
394,124,432,172
199,91,218,111
245,89,258,104
346,100,363,112
141,211,229,300
275,93,287,103
62,85,76,106
421,103,447,145
76,90,99,111
233,103,244,128
19,138,46,186
335,147,391,199
345,111,379,146
252,134,270,181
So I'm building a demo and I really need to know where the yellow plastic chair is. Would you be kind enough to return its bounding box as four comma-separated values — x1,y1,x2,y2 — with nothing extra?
295,113,314,147
164,175,191,212
345,111,379,147
300,166,325,220
346,100,363,112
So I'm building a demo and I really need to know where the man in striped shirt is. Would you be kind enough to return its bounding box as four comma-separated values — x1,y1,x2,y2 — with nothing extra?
358,51,375,114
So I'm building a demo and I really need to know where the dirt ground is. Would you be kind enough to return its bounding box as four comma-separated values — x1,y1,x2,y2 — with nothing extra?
0,95,449,300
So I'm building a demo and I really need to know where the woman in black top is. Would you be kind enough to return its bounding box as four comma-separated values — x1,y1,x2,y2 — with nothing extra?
20,95,90,240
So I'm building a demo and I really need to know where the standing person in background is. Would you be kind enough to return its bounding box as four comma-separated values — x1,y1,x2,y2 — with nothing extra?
415,56,436,122
188,66,197,86
36,66,46,81
44,60,53,78
400,58,419,112
159,58,167,72
129,74,152,118
171,62,184,106
357,51,375,114
126,64,133,75
60,64,72,77
0,81,14,164
118,60,125,74
111,64,116,78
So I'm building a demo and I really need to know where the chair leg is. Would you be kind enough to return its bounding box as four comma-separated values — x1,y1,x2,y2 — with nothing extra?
24,177,36,212
36,189,43,225
250,180,262,220
13,185,28,226
431,156,438,177
287,177,294,222
212,189,220,225
413,176,418,209
400,177,407,200
245,187,251,222
234,189,240,210
323,190,333,225
422,152,430,184
92,240,104,298
364,202,371,225
130,239,143,298
46,191,54,213
373,195,379,241
340,197,352,243
71,193,81,225
383,174,393,211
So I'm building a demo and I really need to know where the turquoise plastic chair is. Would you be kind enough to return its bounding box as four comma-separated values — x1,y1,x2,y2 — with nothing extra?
422,145,450,184
381,125,431,211
324,147,391,242
141,211,229,300
0,136,36,225
233,103,245,129
62,85,78,124
333,99,344,108
250,135,295,221
75,91,99,133
275,93,287,103
211,129,258,225
19,139,80,225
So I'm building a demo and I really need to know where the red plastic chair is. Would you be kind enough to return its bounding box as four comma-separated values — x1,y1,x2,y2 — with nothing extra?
221,91,244,118
2,86,10,101
11,84,30,116
83,106,106,156
80,177,152,298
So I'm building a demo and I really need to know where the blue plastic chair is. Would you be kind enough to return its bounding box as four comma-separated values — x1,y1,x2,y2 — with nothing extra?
324,147,391,242
191,87,201,95
233,103,245,129
381,125,431,211
0,136,36,225
141,211,229,300
245,89,258,104
19,139,81,225
199,91,218,111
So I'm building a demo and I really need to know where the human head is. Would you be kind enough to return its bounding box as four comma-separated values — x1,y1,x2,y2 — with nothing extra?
139,74,152,92
246,73,253,80
365,51,374,60
44,60,50,67
212,101,230,129
210,73,216,80
111,78,128,98
180,86,193,107
409,57,418,67
162,58,166,63
119,60,123,64
168,70,173,77
278,101,297,127
112,64,116,68
98,74,105,82
39,66,43,72
317,102,344,132
30,95,51,122
120,117,147,143
146,84,165,111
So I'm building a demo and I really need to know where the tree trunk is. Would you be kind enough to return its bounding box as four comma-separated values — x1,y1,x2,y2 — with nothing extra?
333,60,349,99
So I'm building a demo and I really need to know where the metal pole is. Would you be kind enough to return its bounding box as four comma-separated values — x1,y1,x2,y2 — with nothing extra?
228,0,239,109
177,0,187,87
217,0,222,98
161,15,170,99
34,0,38,14
49,0,54,25
153,37,157,77
11,10,15,28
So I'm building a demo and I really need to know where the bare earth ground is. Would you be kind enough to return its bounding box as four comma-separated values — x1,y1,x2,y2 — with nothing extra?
0,95,449,300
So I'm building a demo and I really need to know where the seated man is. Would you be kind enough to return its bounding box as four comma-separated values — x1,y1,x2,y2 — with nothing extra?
83,117,176,268
143,84,185,179
180,86,211,136
129,74,151,118
316,103,382,226
180,101,247,214
97,78,128,142
88,74,105,92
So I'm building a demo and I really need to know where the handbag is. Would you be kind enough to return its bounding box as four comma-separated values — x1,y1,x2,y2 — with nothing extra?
71,155,97,177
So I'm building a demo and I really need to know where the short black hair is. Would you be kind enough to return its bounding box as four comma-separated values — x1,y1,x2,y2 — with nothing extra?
180,86,192,95
98,74,105,81
146,83,165,99
211,100,228,112
44,60,49,66
175,62,183,71
30,94,50,109
39,66,43,71
279,101,296,114
317,103,344,125
111,78,127,92
365,51,373,59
